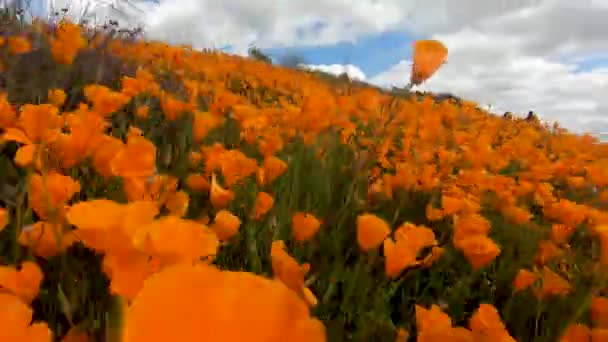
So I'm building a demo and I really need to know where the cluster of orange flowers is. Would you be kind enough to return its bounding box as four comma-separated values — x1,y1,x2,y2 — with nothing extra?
1,19,608,341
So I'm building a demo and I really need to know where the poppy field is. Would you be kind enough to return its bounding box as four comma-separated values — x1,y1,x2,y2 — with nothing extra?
1,14,608,342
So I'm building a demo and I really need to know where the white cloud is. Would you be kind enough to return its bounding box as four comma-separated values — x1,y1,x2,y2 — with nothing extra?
303,63,366,81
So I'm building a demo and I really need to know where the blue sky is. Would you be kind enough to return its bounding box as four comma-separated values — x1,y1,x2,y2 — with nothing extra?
263,30,417,77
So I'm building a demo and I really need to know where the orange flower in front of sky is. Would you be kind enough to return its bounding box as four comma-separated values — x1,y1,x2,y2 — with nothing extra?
122,262,326,342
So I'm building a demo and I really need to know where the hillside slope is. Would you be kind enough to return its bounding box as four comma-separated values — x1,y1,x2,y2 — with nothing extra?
1,17,608,342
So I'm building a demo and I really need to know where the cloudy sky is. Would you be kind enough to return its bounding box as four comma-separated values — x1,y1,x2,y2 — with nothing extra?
21,0,608,134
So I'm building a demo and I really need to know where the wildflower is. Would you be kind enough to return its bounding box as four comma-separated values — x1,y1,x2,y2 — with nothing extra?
254,192,274,220
383,223,437,278
457,235,501,270
469,304,516,342
0,261,43,304
102,251,158,301
132,216,219,264
535,240,562,265
0,293,52,341
271,241,306,292
551,224,575,245
193,111,222,142
357,214,390,252
513,269,538,292
2,104,62,167
165,191,190,217
122,263,326,342
211,210,241,241
47,88,67,107
49,21,86,64
92,135,124,178
209,173,234,209
110,135,157,179
135,105,149,119
28,172,81,221
186,173,210,191
84,85,131,117
257,156,288,186
8,36,32,54
18,222,77,258
535,266,571,298
292,212,321,242
415,304,473,342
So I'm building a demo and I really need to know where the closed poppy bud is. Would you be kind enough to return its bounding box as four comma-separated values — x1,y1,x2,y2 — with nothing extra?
254,192,274,220
357,214,390,252
211,210,241,241
292,212,321,242
209,173,234,209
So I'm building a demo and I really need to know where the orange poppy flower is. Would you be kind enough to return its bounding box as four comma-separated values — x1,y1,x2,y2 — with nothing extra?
513,269,538,292
292,212,321,242
210,173,234,209
28,172,81,221
122,263,326,342
410,40,448,86
357,214,390,252
254,192,275,220
0,261,43,304
18,222,77,258
469,304,516,342
457,235,501,270
0,293,52,341
211,210,241,241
